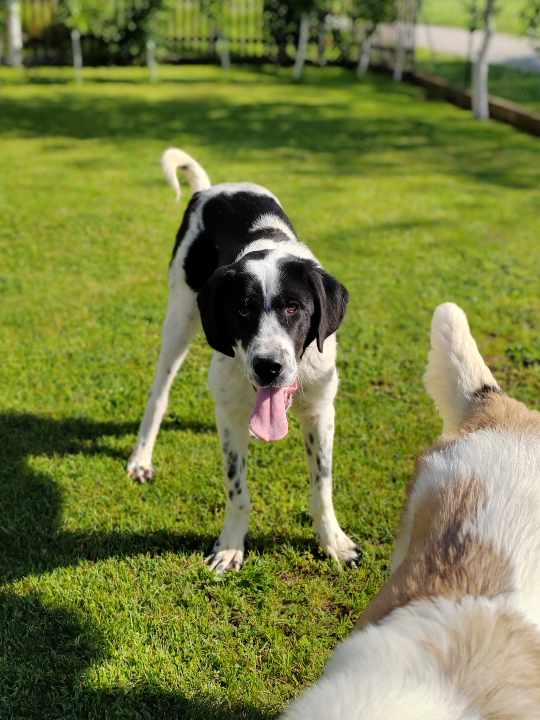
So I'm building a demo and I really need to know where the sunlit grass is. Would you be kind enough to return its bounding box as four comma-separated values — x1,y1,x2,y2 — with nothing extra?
1,64,539,719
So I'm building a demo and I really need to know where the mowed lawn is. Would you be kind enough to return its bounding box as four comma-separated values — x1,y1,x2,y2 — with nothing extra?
420,0,527,35
1,65,540,719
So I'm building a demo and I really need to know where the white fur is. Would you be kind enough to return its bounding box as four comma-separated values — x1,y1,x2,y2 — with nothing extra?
243,252,296,386
283,598,481,720
250,213,297,242
424,302,499,433
161,147,211,199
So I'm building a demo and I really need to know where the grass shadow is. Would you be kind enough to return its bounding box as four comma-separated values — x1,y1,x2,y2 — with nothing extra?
1,67,539,189
0,590,272,720
0,411,216,583
0,411,319,583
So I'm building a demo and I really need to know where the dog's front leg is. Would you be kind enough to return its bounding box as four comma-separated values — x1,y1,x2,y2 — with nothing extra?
128,280,199,483
298,389,360,566
206,355,253,574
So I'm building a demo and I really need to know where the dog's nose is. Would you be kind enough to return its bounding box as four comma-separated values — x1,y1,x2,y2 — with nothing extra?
253,357,282,386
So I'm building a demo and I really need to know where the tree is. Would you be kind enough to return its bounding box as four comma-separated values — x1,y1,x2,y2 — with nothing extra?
522,0,540,50
264,0,326,67
392,0,418,81
6,0,23,67
58,0,105,82
58,0,165,79
471,0,498,120
200,0,231,70
291,0,328,79
353,0,396,77
464,0,481,84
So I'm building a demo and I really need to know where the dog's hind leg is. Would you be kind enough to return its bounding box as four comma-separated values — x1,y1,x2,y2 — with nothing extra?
127,279,200,483
424,302,500,434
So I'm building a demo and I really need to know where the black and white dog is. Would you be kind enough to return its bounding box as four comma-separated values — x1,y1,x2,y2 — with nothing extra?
128,148,358,573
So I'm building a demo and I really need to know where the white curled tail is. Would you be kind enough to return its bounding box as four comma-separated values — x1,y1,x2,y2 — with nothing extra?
161,147,211,200
424,302,500,433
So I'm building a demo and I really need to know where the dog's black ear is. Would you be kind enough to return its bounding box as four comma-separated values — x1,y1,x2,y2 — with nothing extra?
197,266,236,357
305,266,349,353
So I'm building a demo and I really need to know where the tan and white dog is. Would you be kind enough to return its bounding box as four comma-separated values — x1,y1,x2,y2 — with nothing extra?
281,303,540,719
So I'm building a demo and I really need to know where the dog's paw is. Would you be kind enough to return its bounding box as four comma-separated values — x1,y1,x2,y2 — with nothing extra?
318,530,361,567
127,459,155,484
205,546,244,575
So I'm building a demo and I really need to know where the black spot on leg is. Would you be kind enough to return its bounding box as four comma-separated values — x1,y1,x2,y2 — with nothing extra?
242,457,246,469
305,443,312,456
234,480,240,490
308,433,314,445
315,474,320,485
227,451,238,480
316,455,321,471
228,489,234,500
236,487,242,495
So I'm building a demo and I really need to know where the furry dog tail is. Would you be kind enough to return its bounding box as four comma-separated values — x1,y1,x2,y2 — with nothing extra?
161,147,211,200
424,302,500,433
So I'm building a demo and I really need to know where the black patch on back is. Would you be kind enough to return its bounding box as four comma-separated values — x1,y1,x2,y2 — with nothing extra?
171,188,295,292
183,227,219,291
170,192,201,263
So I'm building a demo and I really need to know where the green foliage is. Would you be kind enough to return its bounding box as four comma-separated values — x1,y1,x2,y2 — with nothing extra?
0,63,539,718
263,0,330,63
56,0,166,59
353,0,396,26
522,0,540,42
57,0,107,34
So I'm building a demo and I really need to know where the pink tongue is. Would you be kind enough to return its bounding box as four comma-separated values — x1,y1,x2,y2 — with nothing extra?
249,382,298,442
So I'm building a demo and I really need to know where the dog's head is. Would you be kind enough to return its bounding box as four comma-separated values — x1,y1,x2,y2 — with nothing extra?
197,250,348,387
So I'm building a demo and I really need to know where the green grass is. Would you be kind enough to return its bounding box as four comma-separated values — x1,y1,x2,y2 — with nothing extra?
1,64,540,719
420,0,528,36
416,50,540,114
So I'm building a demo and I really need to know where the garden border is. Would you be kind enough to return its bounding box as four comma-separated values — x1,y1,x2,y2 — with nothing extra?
404,69,540,138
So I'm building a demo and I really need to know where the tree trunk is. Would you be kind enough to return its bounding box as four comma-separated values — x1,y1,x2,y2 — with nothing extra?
472,0,495,120
317,16,327,66
216,32,231,71
393,20,406,81
146,38,158,82
293,13,311,80
465,27,474,85
357,24,375,77
71,28,83,84
7,0,23,68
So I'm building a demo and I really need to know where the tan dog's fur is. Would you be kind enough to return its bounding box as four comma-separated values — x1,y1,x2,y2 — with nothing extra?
281,303,540,720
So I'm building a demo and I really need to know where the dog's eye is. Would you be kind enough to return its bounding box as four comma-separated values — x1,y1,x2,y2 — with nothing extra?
285,303,299,316
238,305,251,318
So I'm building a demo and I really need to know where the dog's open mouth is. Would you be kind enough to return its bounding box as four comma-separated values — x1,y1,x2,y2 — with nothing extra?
249,380,298,442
